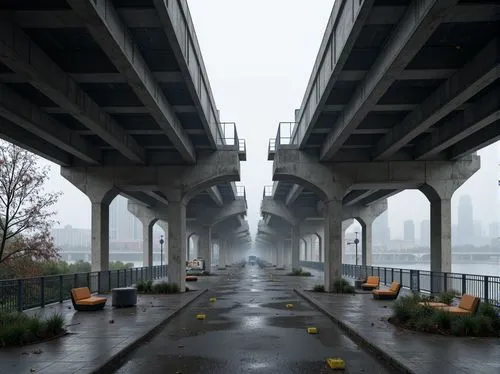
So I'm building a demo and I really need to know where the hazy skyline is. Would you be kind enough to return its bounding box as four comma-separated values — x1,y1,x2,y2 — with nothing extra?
35,0,499,241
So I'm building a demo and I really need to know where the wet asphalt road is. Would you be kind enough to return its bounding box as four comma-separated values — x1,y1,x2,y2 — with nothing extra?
114,265,396,374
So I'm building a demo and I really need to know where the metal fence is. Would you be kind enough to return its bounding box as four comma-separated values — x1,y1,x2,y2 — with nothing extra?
0,265,167,313
300,261,500,306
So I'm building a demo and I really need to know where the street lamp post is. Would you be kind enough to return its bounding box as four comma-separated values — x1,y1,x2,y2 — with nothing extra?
160,235,164,276
354,231,359,266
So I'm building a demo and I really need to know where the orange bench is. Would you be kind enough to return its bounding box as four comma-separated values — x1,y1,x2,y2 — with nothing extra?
185,275,198,282
372,281,401,300
70,287,107,311
361,276,380,290
428,294,480,315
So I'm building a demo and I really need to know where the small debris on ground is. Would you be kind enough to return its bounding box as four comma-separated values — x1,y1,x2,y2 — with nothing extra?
109,319,115,324
32,349,43,354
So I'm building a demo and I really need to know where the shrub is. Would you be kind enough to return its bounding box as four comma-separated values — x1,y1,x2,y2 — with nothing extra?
451,315,476,336
151,282,180,294
287,268,312,276
392,295,426,323
437,290,458,305
432,310,452,331
136,280,153,293
313,284,325,292
0,312,65,347
332,278,355,294
46,313,64,335
471,315,495,337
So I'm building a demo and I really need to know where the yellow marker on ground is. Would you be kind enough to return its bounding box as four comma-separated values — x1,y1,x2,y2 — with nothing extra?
326,358,345,369
307,327,318,334
285,303,294,309
209,297,216,302
196,313,206,320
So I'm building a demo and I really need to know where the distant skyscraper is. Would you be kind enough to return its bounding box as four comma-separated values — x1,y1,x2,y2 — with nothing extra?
109,196,142,242
373,210,390,248
420,220,430,247
456,195,474,245
403,220,415,246
489,222,500,239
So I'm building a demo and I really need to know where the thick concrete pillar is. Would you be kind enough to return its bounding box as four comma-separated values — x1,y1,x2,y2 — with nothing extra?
341,219,353,265
272,245,278,266
361,221,373,266
91,202,110,271
291,226,300,270
324,199,343,292
219,240,226,267
430,198,452,274
167,201,187,291
198,226,212,272
157,221,168,265
277,240,285,268
142,220,155,267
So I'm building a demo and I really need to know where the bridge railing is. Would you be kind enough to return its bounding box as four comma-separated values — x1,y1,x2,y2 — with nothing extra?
300,261,500,306
0,265,167,313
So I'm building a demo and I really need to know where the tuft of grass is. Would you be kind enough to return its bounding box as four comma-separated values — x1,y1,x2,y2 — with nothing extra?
151,282,181,294
136,280,153,293
313,284,325,293
46,313,65,335
432,310,453,331
287,268,312,277
0,312,65,347
437,290,458,305
332,278,355,294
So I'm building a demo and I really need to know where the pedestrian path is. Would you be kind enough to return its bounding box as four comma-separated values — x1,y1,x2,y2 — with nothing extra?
114,265,395,373
0,286,209,374
297,267,500,374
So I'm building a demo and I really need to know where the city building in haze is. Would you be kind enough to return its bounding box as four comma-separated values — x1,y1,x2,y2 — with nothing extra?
420,220,430,247
373,210,390,248
403,220,415,247
456,195,474,245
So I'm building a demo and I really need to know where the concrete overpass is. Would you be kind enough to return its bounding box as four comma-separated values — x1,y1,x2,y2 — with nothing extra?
265,0,498,292
0,0,246,291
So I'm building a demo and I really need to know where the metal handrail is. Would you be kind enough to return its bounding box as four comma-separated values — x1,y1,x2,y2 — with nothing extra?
0,265,167,312
299,261,500,306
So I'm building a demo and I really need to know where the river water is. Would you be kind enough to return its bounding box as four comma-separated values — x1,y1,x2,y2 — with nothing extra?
371,262,500,277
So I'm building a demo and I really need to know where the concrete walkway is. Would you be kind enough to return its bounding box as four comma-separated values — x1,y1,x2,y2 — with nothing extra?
0,282,212,374
295,268,500,374
113,265,396,373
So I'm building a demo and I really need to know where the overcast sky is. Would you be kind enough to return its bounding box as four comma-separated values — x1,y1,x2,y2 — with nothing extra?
38,0,499,240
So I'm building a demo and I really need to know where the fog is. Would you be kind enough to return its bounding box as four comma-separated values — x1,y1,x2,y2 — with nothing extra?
38,0,499,240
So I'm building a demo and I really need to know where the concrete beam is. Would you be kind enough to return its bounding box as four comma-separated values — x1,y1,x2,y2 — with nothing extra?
61,150,240,201
449,122,500,160
67,0,196,163
261,197,299,227
144,191,169,207
343,189,377,207
41,105,197,115
414,87,500,160
0,84,102,165
366,4,500,25
0,20,145,163
210,199,247,227
285,184,304,206
207,186,224,207
273,148,480,193
320,0,458,161
374,38,500,159
337,69,456,82
0,71,183,84
0,119,72,166
357,189,400,206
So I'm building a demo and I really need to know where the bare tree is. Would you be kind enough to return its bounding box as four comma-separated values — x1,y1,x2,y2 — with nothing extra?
0,141,61,265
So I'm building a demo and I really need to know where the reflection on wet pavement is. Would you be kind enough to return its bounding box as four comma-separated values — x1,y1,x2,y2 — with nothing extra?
114,265,397,374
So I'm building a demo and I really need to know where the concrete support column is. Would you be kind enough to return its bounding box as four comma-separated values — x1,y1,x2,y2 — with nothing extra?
219,240,227,267
142,220,155,267
277,240,285,268
430,198,452,274
167,201,187,292
361,221,373,266
157,221,168,265
291,226,300,270
341,219,353,264
91,202,110,271
198,226,212,272
324,199,343,292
